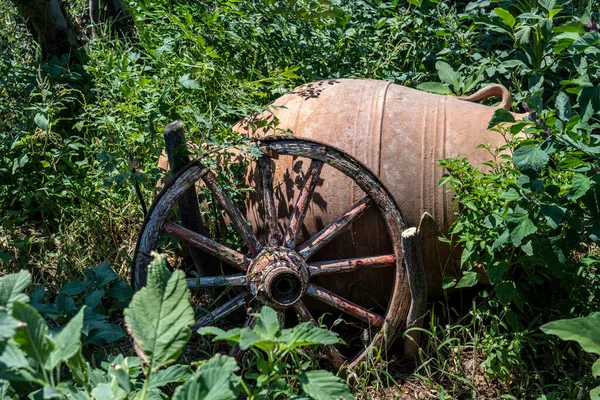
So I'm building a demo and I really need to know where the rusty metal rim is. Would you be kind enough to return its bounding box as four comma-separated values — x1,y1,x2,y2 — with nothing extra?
131,136,411,370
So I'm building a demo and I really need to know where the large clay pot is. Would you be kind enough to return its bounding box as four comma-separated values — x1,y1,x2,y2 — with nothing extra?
234,78,522,299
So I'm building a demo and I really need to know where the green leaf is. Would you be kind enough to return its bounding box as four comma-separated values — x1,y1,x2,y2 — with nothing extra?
568,174,591,200
60,281,91,296
124,253,194,373
299,370,355,400
0,340,29,369
416,82,452,95
197,327,241,343
487,261,509,285
455,271,479,288
500,188,520,201
149,365,193,388
512,145,549,175
0,270,31,312
252,307,281,341
492,229,510,251
591,385,600,400
578,86,600,123
172,355,239,400
494,8,515,28
541,312,600,355
66,351,90,390
540,204,566,230
593,359,600,378
45,307,85,370
34,114,49,130
85,289,104,310
496,281,516,305
12,302,54,368
179,74,200,90
280,322,341,350
555,92,571,121
91,380,127,400
435,61,461,86
508,213,537,246
488,108,516,129
0,312,19,340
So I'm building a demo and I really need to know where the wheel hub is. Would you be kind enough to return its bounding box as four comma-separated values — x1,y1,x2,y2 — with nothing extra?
247,247,309,308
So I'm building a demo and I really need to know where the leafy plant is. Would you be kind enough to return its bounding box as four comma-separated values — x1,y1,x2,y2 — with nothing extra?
541,313,600,399
0,254,353,399
199,306,354,400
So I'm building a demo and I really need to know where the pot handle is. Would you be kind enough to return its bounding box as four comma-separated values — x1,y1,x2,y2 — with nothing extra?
457,84,512,111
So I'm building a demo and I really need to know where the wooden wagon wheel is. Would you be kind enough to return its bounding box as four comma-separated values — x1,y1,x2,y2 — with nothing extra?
131,136,414,370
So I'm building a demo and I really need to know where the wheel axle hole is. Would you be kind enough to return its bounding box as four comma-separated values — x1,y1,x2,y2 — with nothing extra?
270,273,302,305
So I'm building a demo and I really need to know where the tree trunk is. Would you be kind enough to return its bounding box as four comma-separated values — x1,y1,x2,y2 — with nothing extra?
12,0,80,60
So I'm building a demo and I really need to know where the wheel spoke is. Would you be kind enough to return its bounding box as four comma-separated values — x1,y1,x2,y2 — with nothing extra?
187,274,245,288
163,221,250,271
293,301,345,369
283,159,324,249
202,170,261,255
194,292,248,329
306,284,384,327
308,255,395,277
259,155,282,246
297,197,372,259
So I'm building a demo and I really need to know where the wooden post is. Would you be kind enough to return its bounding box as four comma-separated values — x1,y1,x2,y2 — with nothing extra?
163,121,214,277
401,227,428,360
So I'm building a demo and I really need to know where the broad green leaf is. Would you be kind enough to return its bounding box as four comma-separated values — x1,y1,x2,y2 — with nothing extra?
108,364,131,394
12,302,54,367
541,312,600,355
455,271,479,288
179,74,200,90
67,351,90,390
555,92,571,121
172,355,239,400
34,114,49,130
0,312,19,340
494,8,515,28
573,31,600,52
124,253,194,372
149,365,193,388
512,145,549,175
496,281,516,305
487,261,509,285
488,108,516,129
197,327,241,343
568,174,591,200
91,379,127,400
252,307,281,341
492,229,510,251
0,270,31,311
508,214,537,246
435,61,461,86
578,86,600,123
500,188,520,201
85,289,104,310
85,263,118,287
516,25,532,46
593,359,600,378
416,82,452,95
0,340,29,369
45,307,85,370
43,386,63,398
540,204,566,230
591,386,600,400
280,322,341,350
60,281,91,296
299,370,355,400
